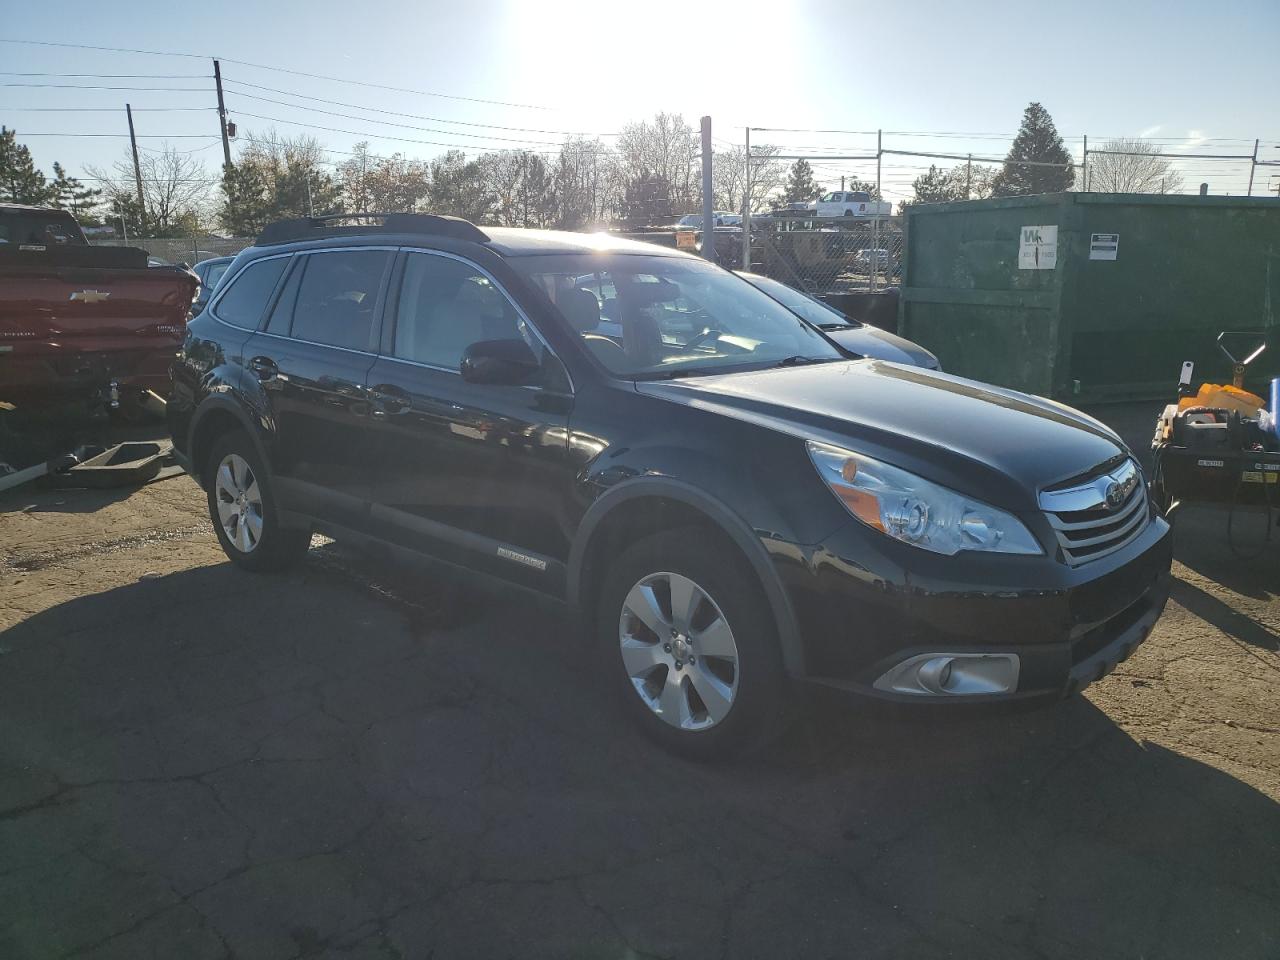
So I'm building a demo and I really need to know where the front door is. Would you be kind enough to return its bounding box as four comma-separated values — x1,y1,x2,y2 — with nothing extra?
244,247,393,529
364,250,574,593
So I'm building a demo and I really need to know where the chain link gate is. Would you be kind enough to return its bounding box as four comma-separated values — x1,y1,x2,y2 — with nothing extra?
745,215,903,297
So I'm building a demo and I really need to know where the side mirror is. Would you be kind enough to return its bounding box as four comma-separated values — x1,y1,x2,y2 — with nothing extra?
460,338,540,385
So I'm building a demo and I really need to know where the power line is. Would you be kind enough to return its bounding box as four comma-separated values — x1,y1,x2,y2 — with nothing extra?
0,38,555,111
217,57,552,111
221,91,567,146
0,106,215,112
0,38,205,59
0,71,206,79
229,109,594,155
0,82,208,91
16,132,215,138
221,78,613,137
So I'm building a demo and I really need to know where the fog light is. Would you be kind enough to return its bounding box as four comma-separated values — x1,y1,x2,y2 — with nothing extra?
874,652,1019,697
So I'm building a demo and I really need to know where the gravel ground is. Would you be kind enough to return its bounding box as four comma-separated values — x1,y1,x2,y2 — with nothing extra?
0,403,1276,959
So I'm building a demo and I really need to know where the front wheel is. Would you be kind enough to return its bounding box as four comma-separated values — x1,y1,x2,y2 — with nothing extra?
597,528,788,759
205,430,310,572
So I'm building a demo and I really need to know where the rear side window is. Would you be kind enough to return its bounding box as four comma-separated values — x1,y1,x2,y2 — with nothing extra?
213,258,288,329
287,250,391,351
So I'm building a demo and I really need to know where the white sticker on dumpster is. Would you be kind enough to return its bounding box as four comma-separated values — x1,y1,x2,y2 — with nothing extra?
1090,233,1120,260
1018,225,1057,270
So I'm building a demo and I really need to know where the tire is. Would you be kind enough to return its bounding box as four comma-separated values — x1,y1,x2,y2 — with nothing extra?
596,527,788,759
204,430,310,572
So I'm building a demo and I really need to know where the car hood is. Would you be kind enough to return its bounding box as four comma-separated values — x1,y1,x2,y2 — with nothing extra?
827,324,939,369
635,360,1127,511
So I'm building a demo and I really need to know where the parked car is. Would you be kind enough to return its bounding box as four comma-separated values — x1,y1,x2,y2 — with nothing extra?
170,213,1172,759
674,212,734,230
191,256,235,315
793,191,894,219
853,247,892,270
0,204,198,411
737,272,938,369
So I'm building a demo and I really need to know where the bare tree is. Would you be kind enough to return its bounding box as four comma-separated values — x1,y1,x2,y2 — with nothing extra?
87,144,212,236
713,144,786,213
1086,138,1183,194
617,113,699,213
478,150,526,225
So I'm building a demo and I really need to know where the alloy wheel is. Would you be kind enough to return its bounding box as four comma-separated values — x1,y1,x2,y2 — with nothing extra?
214,453,264,554
618,571,740,731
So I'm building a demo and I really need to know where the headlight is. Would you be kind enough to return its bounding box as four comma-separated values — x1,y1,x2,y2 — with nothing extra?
807,441,1042,556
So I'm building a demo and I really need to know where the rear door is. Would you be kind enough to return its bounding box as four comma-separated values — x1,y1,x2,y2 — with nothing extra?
241,247,393,529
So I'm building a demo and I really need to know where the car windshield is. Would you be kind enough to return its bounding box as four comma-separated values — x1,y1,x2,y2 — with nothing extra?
205,261,230,290
740,273,854,328
513,253,844,379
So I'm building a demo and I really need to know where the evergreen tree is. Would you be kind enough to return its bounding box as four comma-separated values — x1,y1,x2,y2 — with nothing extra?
0,127,55,204
783,159,821,203
908,163,998,204
844,178,882,200
50,162,102,222
910,165,956,203
217,132,341,235
991,103,1075,197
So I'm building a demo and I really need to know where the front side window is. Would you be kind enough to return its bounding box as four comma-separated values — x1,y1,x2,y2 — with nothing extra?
513,254,843,378
287,249,391,351
820,192,837,203
393,253,528,371
213,257,288,329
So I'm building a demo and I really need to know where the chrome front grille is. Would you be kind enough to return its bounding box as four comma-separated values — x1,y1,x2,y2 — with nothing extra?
1039,459,1150,566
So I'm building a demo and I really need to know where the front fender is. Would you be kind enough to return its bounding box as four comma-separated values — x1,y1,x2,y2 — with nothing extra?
567,475,808,678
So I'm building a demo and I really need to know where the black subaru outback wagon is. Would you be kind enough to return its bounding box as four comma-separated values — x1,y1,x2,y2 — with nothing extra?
169,214,1172,757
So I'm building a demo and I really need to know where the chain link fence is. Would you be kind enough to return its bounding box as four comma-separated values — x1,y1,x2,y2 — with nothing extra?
91,236,252,266
744,215,904,296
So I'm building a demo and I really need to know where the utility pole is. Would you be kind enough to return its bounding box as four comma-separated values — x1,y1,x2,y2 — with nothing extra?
1247,138,1259,196
840,175,845,191
965,155,972,200
125,103,146,237
1082,135,1088,192
876,129,882,196
214,59,232,170
700,116,716,264
741,126,751,270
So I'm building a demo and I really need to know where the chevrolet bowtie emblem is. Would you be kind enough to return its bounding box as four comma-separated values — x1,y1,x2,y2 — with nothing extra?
69,289,111,303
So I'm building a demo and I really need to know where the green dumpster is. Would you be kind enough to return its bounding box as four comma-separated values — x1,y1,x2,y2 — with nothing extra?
898,193,1280,402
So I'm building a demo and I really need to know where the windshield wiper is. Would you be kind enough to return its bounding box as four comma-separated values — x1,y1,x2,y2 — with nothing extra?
636,365,718,380
772,355,834,368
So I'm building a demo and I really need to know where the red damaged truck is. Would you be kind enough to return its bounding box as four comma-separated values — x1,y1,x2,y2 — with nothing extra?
0,204,199,414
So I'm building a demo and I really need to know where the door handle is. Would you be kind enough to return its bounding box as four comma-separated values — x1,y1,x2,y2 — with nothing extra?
369,384,410,416
248,356,278,382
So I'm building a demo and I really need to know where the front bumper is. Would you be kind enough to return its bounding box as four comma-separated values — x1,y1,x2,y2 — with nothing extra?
775,506,1173,705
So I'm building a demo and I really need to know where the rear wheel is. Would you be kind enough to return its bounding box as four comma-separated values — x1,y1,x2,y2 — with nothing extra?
205,431,309,571
597,528,788,759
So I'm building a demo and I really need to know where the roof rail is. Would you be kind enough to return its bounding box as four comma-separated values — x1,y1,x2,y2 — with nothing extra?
256,212,488,246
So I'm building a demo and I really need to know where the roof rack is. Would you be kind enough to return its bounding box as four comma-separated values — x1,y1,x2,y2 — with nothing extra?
256,212,488,246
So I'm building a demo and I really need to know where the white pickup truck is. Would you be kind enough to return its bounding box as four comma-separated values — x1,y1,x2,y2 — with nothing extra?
806,191,893,218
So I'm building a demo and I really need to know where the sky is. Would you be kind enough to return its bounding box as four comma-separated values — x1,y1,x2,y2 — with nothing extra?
2,0,1278,206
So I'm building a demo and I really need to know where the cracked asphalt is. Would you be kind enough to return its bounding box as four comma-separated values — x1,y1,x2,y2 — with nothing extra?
1,403,1277,959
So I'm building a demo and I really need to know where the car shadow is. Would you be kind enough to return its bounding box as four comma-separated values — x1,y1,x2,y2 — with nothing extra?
1,555,1277,959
